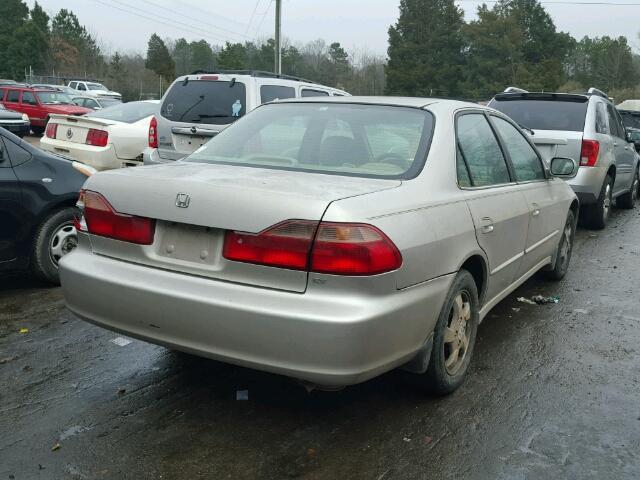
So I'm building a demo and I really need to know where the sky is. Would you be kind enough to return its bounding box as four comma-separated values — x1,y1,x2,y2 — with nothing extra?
27,0,640,56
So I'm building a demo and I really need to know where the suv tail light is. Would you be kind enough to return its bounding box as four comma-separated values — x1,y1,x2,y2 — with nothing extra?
580,139,600,167
45,122,57,139
149,116,158,148
75,190,155,244
223,220,402,276
85,129,108,147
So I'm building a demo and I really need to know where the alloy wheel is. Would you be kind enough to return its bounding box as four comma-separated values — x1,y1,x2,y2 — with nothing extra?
443,291,472,375
603,183,612,223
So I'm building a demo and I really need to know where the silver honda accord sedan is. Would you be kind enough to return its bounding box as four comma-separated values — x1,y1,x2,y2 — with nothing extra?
59,97,579,393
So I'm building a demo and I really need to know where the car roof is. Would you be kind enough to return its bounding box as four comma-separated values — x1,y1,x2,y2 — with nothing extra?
272,95,482,111
492,92,592,103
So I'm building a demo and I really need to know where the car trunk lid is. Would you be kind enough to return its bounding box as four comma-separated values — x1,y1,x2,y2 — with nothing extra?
48,114,114,144
529,130,583,165
83,163,401,292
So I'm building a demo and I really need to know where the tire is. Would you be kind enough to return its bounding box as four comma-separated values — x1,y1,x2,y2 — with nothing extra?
617,170,638,209
420,270,479,395
582,174,612,229
31,207,78,285
545,210,576,281
31,126,45,135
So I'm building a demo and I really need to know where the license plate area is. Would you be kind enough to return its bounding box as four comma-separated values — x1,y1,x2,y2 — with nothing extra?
157,222,223,265
174,134,208,153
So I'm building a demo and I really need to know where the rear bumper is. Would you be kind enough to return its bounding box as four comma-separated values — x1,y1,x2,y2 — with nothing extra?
143,147,183,165
566,166,608,205
40,138,120,170
59,249,452,386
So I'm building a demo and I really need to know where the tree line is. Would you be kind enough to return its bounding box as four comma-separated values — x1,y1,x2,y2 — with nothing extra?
1,0,638,103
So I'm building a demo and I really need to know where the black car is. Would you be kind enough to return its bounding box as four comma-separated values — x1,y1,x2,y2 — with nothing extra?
0,102,30,137
0,127,94,284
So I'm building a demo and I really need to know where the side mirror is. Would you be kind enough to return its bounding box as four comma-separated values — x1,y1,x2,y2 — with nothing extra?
550,157,578,177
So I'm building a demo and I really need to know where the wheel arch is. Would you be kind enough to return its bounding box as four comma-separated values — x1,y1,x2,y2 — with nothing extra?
458,253,488,305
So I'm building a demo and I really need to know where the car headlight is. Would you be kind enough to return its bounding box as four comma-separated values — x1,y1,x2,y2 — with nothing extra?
72,161,97,177
22,113,29,122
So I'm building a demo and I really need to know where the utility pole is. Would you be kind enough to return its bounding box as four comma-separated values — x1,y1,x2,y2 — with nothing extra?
274,0,282,75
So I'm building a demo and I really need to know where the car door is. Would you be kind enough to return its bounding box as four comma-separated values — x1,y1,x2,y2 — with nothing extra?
4,89,21,112
489,115,566,275
0,135,23,263
20,91,40,121
456,111,530,301
607,103,634,194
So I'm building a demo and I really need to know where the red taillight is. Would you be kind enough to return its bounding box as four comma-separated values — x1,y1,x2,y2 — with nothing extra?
85,129,108,147
580,139,600,167
148,116,158,148
45,122,57,138
76,190,155,245
200,75,219,81
223,220,402,276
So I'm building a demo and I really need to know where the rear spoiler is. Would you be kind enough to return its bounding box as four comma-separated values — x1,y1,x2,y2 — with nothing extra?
493,92,588,103
47,113,116,127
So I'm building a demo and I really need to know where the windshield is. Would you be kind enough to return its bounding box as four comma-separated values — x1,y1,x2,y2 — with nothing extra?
161,80,247,125
86,101,157,123
619,111,640,129
36,91,73,105
99,98,122,108
87,83,108,91
490,97,588,132
186,103,433,179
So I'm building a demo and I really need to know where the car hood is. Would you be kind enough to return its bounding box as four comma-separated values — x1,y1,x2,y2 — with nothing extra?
46,105,92,114
0,109,24,120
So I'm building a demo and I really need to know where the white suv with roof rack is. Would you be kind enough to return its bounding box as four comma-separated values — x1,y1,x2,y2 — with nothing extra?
144,70,349,165
489,87,639,229
68,81,122,100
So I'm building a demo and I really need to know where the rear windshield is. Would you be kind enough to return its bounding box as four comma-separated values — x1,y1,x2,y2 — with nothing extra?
619,110,640,129
99,98,122,108
86,101,157,123
161,80,247,125
490,97,588,132
186,103,433,179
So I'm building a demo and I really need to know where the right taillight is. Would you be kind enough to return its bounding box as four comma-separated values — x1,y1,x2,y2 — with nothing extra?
45,122,57,139
148,116,158,148
223,220,402,276
580,139,600,167
75,189,155,245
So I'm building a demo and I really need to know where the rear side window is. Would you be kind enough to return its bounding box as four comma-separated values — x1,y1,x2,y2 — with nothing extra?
86,101,158,123
301,89,329,97
595,103,607,134
607,104,624,139
161,80,247,125
457,113,511,187
490,97,588,132
260,85,295,104
491,116,545,182
7,90,20,102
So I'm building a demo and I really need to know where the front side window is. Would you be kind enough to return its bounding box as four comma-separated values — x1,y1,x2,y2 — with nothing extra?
187,103,433,179
77,83,87,91
457,113,511,187
491,116,545,182
161,80,247,125
21,92,37,105
260,85,295,104
301,89,330,97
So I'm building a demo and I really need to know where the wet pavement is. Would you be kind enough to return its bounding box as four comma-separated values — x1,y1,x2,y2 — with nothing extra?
1,208,640,480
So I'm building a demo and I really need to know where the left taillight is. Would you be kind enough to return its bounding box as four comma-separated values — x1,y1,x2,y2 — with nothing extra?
86,129,108,147
75,189,155,245
223,220,402,276
45,122,57,138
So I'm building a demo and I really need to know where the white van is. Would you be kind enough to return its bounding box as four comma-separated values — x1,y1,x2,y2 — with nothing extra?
144,70,349,165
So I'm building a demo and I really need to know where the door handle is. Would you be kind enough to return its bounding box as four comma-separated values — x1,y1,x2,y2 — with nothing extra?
613,141,618,147
480,217,494,234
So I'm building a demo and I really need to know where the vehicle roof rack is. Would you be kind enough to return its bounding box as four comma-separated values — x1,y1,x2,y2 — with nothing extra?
587,87,609,99
503,86,529,94
189,70,321,86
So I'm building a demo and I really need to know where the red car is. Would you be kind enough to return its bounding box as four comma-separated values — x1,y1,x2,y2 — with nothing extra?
0,86,91,135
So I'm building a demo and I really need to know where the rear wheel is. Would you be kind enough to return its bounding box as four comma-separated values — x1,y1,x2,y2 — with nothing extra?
546,210,575,281
31,125,45,135
583,174,612,229
419,270,479,395
617,170,638,209
31,207,78,285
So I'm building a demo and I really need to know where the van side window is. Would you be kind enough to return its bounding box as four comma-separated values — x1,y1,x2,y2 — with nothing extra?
7,90,20,102
260,85,295,104
595,103,607,134
301,89,330,97
456,113,511,187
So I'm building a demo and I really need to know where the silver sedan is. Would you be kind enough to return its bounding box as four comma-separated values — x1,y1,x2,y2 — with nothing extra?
60,97,578,393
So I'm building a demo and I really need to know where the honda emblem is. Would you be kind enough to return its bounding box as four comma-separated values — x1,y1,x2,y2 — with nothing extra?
175,193,190,208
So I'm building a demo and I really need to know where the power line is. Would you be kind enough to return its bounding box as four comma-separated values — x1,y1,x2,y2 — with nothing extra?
136,0,251,40
254,0,274,40
245,0,262,35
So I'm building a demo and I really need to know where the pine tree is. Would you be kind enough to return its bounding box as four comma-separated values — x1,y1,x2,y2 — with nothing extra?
385,0,466,97
145,34,175,83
